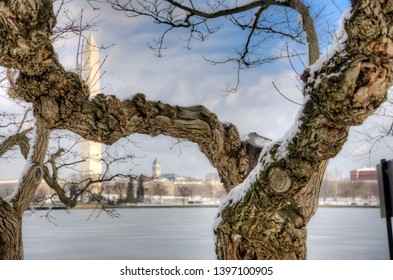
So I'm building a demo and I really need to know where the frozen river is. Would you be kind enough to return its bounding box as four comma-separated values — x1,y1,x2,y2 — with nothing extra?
22,207,390,260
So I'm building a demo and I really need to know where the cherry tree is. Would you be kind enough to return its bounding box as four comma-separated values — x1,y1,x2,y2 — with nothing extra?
1,0,393,259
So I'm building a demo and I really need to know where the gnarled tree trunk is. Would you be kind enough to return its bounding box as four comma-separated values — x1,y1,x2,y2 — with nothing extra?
0,198,23,259
0,124,49,259
1,0,393,260
215,1,393,259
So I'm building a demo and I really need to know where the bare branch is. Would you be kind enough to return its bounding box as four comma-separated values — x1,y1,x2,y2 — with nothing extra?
164,0,287,20
272,81,302,106
288,0,320,64
0,128,32,159
40,130,137,209
101,0,320,68
52,6,102,42
240,7,265,67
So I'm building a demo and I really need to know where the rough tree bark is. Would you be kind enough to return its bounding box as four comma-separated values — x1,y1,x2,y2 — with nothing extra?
1,0,393,259
0,123,49,259
0,128,31,159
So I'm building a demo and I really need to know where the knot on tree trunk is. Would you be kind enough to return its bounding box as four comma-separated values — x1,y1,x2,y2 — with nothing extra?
32,164,43,183
353,61,388,106
268,167,292,193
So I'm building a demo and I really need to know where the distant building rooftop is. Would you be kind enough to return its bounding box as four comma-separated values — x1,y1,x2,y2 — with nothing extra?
350,167,377,181
161,173,176,181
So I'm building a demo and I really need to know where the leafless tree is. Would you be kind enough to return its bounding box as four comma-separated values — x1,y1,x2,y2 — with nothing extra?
349,89,393,165
176,185,192,204
40,131,136,209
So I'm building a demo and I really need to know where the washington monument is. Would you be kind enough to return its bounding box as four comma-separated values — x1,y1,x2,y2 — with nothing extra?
80,34,103,186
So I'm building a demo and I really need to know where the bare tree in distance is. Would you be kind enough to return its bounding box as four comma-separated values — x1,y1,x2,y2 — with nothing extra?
0,107,137,212
349,89,393,165
176,185,192,204
40,131,136,209
1,0,393,260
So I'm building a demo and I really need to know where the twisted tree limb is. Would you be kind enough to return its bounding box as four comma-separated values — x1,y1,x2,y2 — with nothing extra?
1,0,393,259
0,128,32,159
8,123,50,215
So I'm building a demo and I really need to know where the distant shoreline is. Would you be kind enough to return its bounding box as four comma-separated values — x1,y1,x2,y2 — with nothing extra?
318,205,379,209
29,203,380,210
78,204,220,209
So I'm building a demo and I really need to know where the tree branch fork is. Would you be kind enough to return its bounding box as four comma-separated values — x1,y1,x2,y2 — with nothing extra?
1,0,392,195
2,0,393,260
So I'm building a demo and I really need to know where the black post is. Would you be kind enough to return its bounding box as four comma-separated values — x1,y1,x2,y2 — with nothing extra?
380,159,393,260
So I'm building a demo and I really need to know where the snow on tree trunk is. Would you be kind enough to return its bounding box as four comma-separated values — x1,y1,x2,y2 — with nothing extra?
1,0,393,260
214,1,393,259
0,124,49,260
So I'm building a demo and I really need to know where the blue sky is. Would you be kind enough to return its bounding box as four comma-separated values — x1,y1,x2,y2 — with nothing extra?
2,0,391,180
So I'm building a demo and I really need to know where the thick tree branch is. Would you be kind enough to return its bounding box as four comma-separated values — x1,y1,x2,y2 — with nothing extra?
288,0,319,64
8,123,50,215
165,0,272,19
0,128,32,159
0,1,57,76
17,73,253,189
215,1,393,259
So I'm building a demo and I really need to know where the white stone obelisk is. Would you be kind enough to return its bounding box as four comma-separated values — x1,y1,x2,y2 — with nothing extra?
80,35,103,192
